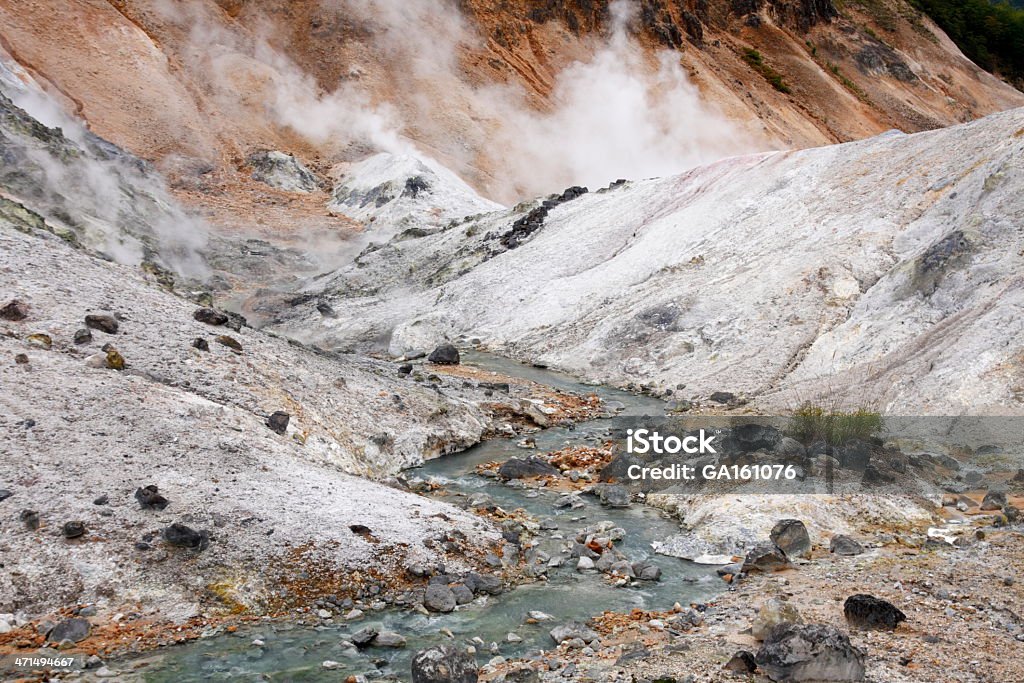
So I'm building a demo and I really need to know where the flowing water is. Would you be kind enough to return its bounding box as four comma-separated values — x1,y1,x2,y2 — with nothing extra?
137,352,720,682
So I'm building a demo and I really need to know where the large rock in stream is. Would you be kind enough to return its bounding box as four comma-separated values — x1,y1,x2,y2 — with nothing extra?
498,456,559,480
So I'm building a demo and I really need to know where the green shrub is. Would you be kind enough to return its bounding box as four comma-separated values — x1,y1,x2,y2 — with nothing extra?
743,48,793,94
787,403,884,446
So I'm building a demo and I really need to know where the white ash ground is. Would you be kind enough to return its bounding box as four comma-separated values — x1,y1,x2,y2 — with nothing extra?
0,217,595,624
276,108,1024,415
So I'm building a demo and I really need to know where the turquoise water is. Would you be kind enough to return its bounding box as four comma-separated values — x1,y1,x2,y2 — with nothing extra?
136,353,719,682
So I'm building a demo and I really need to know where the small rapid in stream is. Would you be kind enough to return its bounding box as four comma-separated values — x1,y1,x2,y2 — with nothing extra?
140,352,721,682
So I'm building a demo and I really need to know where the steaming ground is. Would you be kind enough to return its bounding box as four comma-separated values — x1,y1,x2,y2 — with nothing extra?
275,107,1024,416
1,0,1022,207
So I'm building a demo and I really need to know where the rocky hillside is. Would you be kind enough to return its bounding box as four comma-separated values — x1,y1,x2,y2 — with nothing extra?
274,107,1024,415
0,0,1021,207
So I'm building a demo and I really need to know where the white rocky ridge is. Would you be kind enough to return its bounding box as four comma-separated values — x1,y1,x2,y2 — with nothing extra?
328,152,503,238
278,108,1024,415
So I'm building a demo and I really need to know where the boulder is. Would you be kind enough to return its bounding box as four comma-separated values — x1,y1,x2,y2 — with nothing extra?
755,623,865,682
266,411,291,435
598,484,631,508
498,456,559,480
351,626,379,647
84,314,119,334
836,440,872,470
20,509,39,529
829,535,865,556
424,584,456,613
427,344,460,365
770,519,811,559
135,485,169,510
411,645,478,683
104,347,126,370
215,335,243,352
843,594,906,631
464,572,503,595
47,618,91,644
981,489,1007,511
373,631,407,648
752,597,803,640
451,583,475,604
1,299,29,321
193,308,228,326
74,328,93,344
62,521,86,539
731,423,782,452
599,451,645,483
163,523,209,550
724,650,758,674
549,621,599,644
742,542,790,573
0,489,11,502
192,338,209,351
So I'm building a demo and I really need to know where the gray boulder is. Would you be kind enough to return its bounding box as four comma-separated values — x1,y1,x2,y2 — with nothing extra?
351,626,379,647
373,630,407,648
981,489,1007,511
411,645,478,683
498,456,559,480
843,594,906,631
47,618,91,644
424,584,456,613
163,523,209,550
770,519,811,559
84,314,118,334
427,344,460,365
742,542,790,573
755,623,865,682
829,535,865,556
598,484,631,508
266,411,290,435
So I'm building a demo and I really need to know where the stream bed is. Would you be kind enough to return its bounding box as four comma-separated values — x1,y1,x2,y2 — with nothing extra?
137,353,721,681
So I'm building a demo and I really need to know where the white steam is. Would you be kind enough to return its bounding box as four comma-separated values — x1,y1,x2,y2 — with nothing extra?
149,0,758,202
493,2,756,194
0,54,209,277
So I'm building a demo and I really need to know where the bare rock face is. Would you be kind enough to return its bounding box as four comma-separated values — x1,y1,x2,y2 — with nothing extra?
756,622,865,682
248,151,319,193
843,594,906,631
411,645,478,683
770,519,811,559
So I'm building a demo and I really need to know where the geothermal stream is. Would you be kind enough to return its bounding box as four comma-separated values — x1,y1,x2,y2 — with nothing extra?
137,352,722,681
